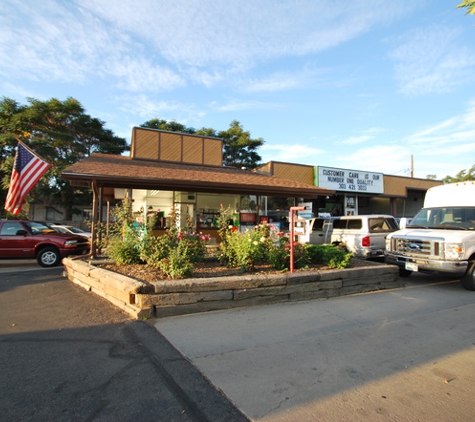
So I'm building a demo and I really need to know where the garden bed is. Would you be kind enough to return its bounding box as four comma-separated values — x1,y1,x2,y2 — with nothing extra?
63,257,401,319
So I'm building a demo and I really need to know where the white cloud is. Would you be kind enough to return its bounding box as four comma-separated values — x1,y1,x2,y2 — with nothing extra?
405,100,475,152
116,94,191,118
341,135,373,146
242,68,327,93
335,144,411,175
339,100,475,178
260,143,325,163
78,0,416,68
389,25,475,96
339,127,385,145
0,0,419,95
105,57,185,93
210,99,279,112
0,0,183,93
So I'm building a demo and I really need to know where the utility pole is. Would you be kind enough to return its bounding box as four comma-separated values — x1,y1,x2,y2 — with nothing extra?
411,155,414,178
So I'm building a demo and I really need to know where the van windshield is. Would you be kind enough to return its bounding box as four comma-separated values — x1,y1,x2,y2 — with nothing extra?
409,207,475,230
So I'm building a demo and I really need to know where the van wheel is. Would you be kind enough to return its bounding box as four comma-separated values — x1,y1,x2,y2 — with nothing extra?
37,247,61,267
460,260,475,291
398,268,412,277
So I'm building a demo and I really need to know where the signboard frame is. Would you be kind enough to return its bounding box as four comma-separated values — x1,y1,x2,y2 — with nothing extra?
315,166,384,194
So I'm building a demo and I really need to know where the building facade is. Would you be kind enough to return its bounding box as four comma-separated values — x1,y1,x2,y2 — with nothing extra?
60,128,443,246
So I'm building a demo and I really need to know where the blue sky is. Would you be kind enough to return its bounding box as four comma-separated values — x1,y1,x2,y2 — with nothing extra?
1,0,474,180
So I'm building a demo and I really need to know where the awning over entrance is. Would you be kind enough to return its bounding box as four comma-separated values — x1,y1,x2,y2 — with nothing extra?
62,153,334,258
62,153,334,198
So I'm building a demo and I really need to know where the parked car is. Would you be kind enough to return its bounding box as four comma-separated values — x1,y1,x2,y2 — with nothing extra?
330,215,399,259
50,224,91,238
0,220,90,267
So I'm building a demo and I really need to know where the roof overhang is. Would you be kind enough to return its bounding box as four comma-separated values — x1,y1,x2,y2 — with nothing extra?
62,154,334,198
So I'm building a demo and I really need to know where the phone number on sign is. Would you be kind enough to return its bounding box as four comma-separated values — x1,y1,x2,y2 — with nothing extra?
338,184,368,191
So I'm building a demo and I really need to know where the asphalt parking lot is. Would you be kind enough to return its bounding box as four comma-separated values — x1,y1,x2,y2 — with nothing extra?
0,262,247,422
2,259,475,421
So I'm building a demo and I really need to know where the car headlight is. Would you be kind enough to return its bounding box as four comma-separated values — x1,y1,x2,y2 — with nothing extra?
445,243,464,259
65,240,78,247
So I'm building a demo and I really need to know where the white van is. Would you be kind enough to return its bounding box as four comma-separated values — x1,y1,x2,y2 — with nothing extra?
385,181,475,290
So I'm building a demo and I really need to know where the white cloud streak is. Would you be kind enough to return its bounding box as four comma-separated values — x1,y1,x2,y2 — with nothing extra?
260,143,325,163
1,0,417,95
389,25,475,96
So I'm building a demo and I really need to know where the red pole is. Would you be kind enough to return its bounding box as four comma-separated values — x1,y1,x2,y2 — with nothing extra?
289,206,305,273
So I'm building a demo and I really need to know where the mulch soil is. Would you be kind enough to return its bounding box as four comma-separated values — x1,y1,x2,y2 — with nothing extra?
101,258,373,284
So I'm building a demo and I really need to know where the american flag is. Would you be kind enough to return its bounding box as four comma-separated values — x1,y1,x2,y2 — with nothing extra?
4,142,51,215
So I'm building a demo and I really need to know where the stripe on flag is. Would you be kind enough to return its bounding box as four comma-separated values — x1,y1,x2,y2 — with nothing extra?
4,142,51,215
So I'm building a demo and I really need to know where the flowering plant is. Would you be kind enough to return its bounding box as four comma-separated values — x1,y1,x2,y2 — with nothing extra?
267,238,310,270
219,222,281,271
176,230,211,263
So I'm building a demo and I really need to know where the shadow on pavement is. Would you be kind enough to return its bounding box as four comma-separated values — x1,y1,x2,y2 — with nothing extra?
0,268,248,422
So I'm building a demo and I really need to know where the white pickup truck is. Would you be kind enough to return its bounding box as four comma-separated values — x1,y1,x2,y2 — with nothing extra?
385,181,475,291
300,215,399,260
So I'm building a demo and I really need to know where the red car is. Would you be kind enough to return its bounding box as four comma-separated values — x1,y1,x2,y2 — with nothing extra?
0,220,90,267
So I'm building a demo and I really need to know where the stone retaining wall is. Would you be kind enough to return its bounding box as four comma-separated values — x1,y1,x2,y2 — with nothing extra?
63,257,401,319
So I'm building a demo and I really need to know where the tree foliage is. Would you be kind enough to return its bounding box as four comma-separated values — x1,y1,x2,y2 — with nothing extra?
140,118,264,169
139,118,196,134
443,165,475,184
0,97,128,219
457,0,475,15
218,120,264,169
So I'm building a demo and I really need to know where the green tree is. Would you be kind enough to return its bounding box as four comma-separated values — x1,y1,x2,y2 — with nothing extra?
443,165,475,184
140,118,196,134
219,120,264,170
0,97,128,219
457,0,475,14
140,118,264,169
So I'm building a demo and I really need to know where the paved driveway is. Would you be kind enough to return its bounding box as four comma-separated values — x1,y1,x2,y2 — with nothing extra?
155,273,475,421
0,264,247,422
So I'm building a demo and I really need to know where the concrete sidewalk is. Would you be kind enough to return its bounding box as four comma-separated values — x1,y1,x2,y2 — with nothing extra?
155,274,475,421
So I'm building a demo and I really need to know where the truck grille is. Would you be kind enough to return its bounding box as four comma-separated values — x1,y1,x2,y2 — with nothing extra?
391,237,440,258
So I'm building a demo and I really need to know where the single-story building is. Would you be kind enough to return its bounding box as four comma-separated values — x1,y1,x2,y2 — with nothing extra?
61,127,443,255
62,127,335,253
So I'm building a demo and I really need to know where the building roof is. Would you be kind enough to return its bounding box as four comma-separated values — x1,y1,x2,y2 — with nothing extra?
62,154,333,198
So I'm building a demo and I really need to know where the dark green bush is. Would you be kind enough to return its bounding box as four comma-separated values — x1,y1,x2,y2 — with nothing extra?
107,238,142,265
267,239,310,271
305,244,352,269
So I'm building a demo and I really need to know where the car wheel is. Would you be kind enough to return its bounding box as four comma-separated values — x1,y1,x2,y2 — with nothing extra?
398,268,412,277
37,247,61,267
460,260,475,291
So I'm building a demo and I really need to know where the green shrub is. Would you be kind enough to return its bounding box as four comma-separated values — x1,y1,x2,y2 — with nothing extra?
107,237,142,265
267,239,310,271
177,231,210,263
139,233,173,269
219,222,281,272
104,200,210,275
160,245,193,279
267,244,288,270
306,244,352,269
